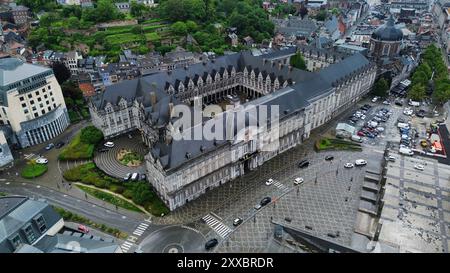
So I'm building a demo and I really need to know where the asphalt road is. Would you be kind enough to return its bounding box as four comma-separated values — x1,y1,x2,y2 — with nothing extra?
0,181,143,234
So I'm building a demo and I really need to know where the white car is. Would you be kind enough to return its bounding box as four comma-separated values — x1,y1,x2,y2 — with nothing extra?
265,178,274,186
294,177,304,185
383,100,391,105
355,159,367,166
386,155,396,162
414,164,424,171
372,97,378,103
104,141,114,148
344,163,354,168
376,127,384,132
36,158,48,164
254,204,262,210
361,115,366,120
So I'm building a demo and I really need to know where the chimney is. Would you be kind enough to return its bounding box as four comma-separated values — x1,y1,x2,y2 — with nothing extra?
150,91,156,107
168,102,174,118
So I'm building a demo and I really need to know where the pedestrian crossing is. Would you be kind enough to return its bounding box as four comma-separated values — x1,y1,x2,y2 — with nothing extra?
132,222,149,236
202,214,233,238
121,218,152,253
24,153,38,160
273,181,289,192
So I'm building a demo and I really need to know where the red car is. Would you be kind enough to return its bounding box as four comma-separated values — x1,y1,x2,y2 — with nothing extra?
78,224,89,234
357,131,365,137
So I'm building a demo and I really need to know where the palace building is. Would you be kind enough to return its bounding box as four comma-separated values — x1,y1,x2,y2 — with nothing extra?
89,48,377,210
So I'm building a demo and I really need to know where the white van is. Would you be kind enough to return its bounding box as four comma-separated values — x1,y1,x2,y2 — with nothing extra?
131,173,139,181
409,100,420,107
399,147,414,156
351,135,363,142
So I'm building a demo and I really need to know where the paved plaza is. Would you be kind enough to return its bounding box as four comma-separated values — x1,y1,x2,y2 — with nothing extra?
379,150,450,252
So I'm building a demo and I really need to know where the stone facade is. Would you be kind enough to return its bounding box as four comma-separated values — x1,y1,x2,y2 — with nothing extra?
90,49,377,211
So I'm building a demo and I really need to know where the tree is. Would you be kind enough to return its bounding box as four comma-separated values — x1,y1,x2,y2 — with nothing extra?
52,62,71,85
131,182,153,205
130,0,148,18
80,126,104,145
433,79,450,104
408,84,426,101
315,10,328,21
373,78,389,97
61,81,83,100
171,21,188,35
290,53,307,70
160,0,206,22
186,20,198,33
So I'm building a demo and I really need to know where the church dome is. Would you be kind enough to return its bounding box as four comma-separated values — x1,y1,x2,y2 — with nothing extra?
371,15,403,42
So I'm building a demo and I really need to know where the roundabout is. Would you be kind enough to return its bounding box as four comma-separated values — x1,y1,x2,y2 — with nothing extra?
138,225,207,253
94,132,148,178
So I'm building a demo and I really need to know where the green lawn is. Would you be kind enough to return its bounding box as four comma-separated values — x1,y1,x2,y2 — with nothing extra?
76,184,144,213
105,33,145,45
59,133,95,160
21,163,48,179
64,162,169,216
315,138,362,151
145,32,160,41
53,206,127,239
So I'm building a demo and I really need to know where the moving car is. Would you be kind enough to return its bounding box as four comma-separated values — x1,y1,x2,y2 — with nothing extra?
297,160,310,168
205,238,218,250
355,159,367,166
325,155,334,161
265,178,274,186
233,218,243,227
104,141,114,148
36,158,48,164
45,143,55,150
294,177,304,185
260,197,272,206
344,163,354,168
414,164,424,171
55,141,65,149
78,225,89,234
399,147,414,156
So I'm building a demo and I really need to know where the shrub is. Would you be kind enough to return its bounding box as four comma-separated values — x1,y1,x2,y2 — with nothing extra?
59,133,95,160
80,126,104,145
21,161,48,179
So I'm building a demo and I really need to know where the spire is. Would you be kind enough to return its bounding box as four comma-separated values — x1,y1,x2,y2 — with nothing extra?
387,14,395,27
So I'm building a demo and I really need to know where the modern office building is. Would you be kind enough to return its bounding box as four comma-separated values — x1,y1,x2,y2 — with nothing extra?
0,58,70,157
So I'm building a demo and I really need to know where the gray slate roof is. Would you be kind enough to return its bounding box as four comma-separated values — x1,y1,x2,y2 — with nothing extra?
0,58,51,87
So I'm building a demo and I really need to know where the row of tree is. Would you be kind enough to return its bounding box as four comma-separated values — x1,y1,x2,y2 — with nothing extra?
408,45,449,104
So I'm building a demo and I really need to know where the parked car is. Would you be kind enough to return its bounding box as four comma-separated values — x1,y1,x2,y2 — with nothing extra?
205,238,218,250
78,224,89,234
355,159,367,166
265,178,274,186
386,155,396,162
357,131,365,137
260,197,272,206
344,163,354,168
233,218,243,227
98,148,109,153
294,177,304,185
45,143,55,150
140,173,147,181
414,164,424,171
104,141,114,148
123,173,132,181
297,160,310,168
55,141,65,149
254,204,262,210
383,100,391,105
36,158,48,164
325,155,334,161
131,173,139,181
351,135,363,143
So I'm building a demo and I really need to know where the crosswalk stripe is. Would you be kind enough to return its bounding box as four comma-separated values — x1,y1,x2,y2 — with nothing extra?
136,227,147,232
133,231,144,236
138,223,149,228
122,241,133,247
202,214,232,238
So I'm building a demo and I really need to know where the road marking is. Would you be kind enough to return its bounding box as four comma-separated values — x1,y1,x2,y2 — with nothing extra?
133,230,144,236
202,214,233,238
